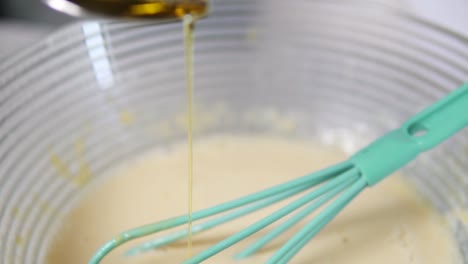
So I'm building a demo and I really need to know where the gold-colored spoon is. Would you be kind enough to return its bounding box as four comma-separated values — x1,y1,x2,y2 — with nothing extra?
43,0,208,19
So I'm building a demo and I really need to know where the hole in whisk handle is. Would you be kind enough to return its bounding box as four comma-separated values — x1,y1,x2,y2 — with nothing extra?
401,84,468,151
407,123,428,138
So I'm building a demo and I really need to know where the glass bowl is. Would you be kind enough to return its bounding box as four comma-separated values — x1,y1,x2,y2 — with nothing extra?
0,0,467,263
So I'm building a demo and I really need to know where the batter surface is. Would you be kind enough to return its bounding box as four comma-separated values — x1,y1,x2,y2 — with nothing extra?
46,136,459,263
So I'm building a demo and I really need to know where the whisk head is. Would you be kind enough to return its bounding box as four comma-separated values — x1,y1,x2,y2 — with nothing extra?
88,84,468,263
89,160,368,264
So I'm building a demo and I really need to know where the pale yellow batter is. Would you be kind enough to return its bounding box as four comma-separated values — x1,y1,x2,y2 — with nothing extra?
46,136,459,264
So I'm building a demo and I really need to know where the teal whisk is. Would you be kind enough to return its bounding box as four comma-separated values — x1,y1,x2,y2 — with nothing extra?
89,84,468,264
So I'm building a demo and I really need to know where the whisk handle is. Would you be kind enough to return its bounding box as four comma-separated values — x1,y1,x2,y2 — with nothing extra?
402,83,468,151
352,83,468,186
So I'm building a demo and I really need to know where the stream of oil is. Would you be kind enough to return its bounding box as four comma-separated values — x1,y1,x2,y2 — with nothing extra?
183,14,196,257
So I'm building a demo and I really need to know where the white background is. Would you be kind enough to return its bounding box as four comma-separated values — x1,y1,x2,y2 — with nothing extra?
406,0,468,36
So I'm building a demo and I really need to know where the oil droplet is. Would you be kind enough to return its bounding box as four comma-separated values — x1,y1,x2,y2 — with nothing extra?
11,207,20,218
49,138,93,187
74,139,92,187
39,201,53,215
106,94,136,127
247,28,257,42
74,163,92,187
75,139,86,157
16,236,24,246
39,203,48,214
456,209,468,224
34,193,59,218
49,154,72,179
119,110,135,126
